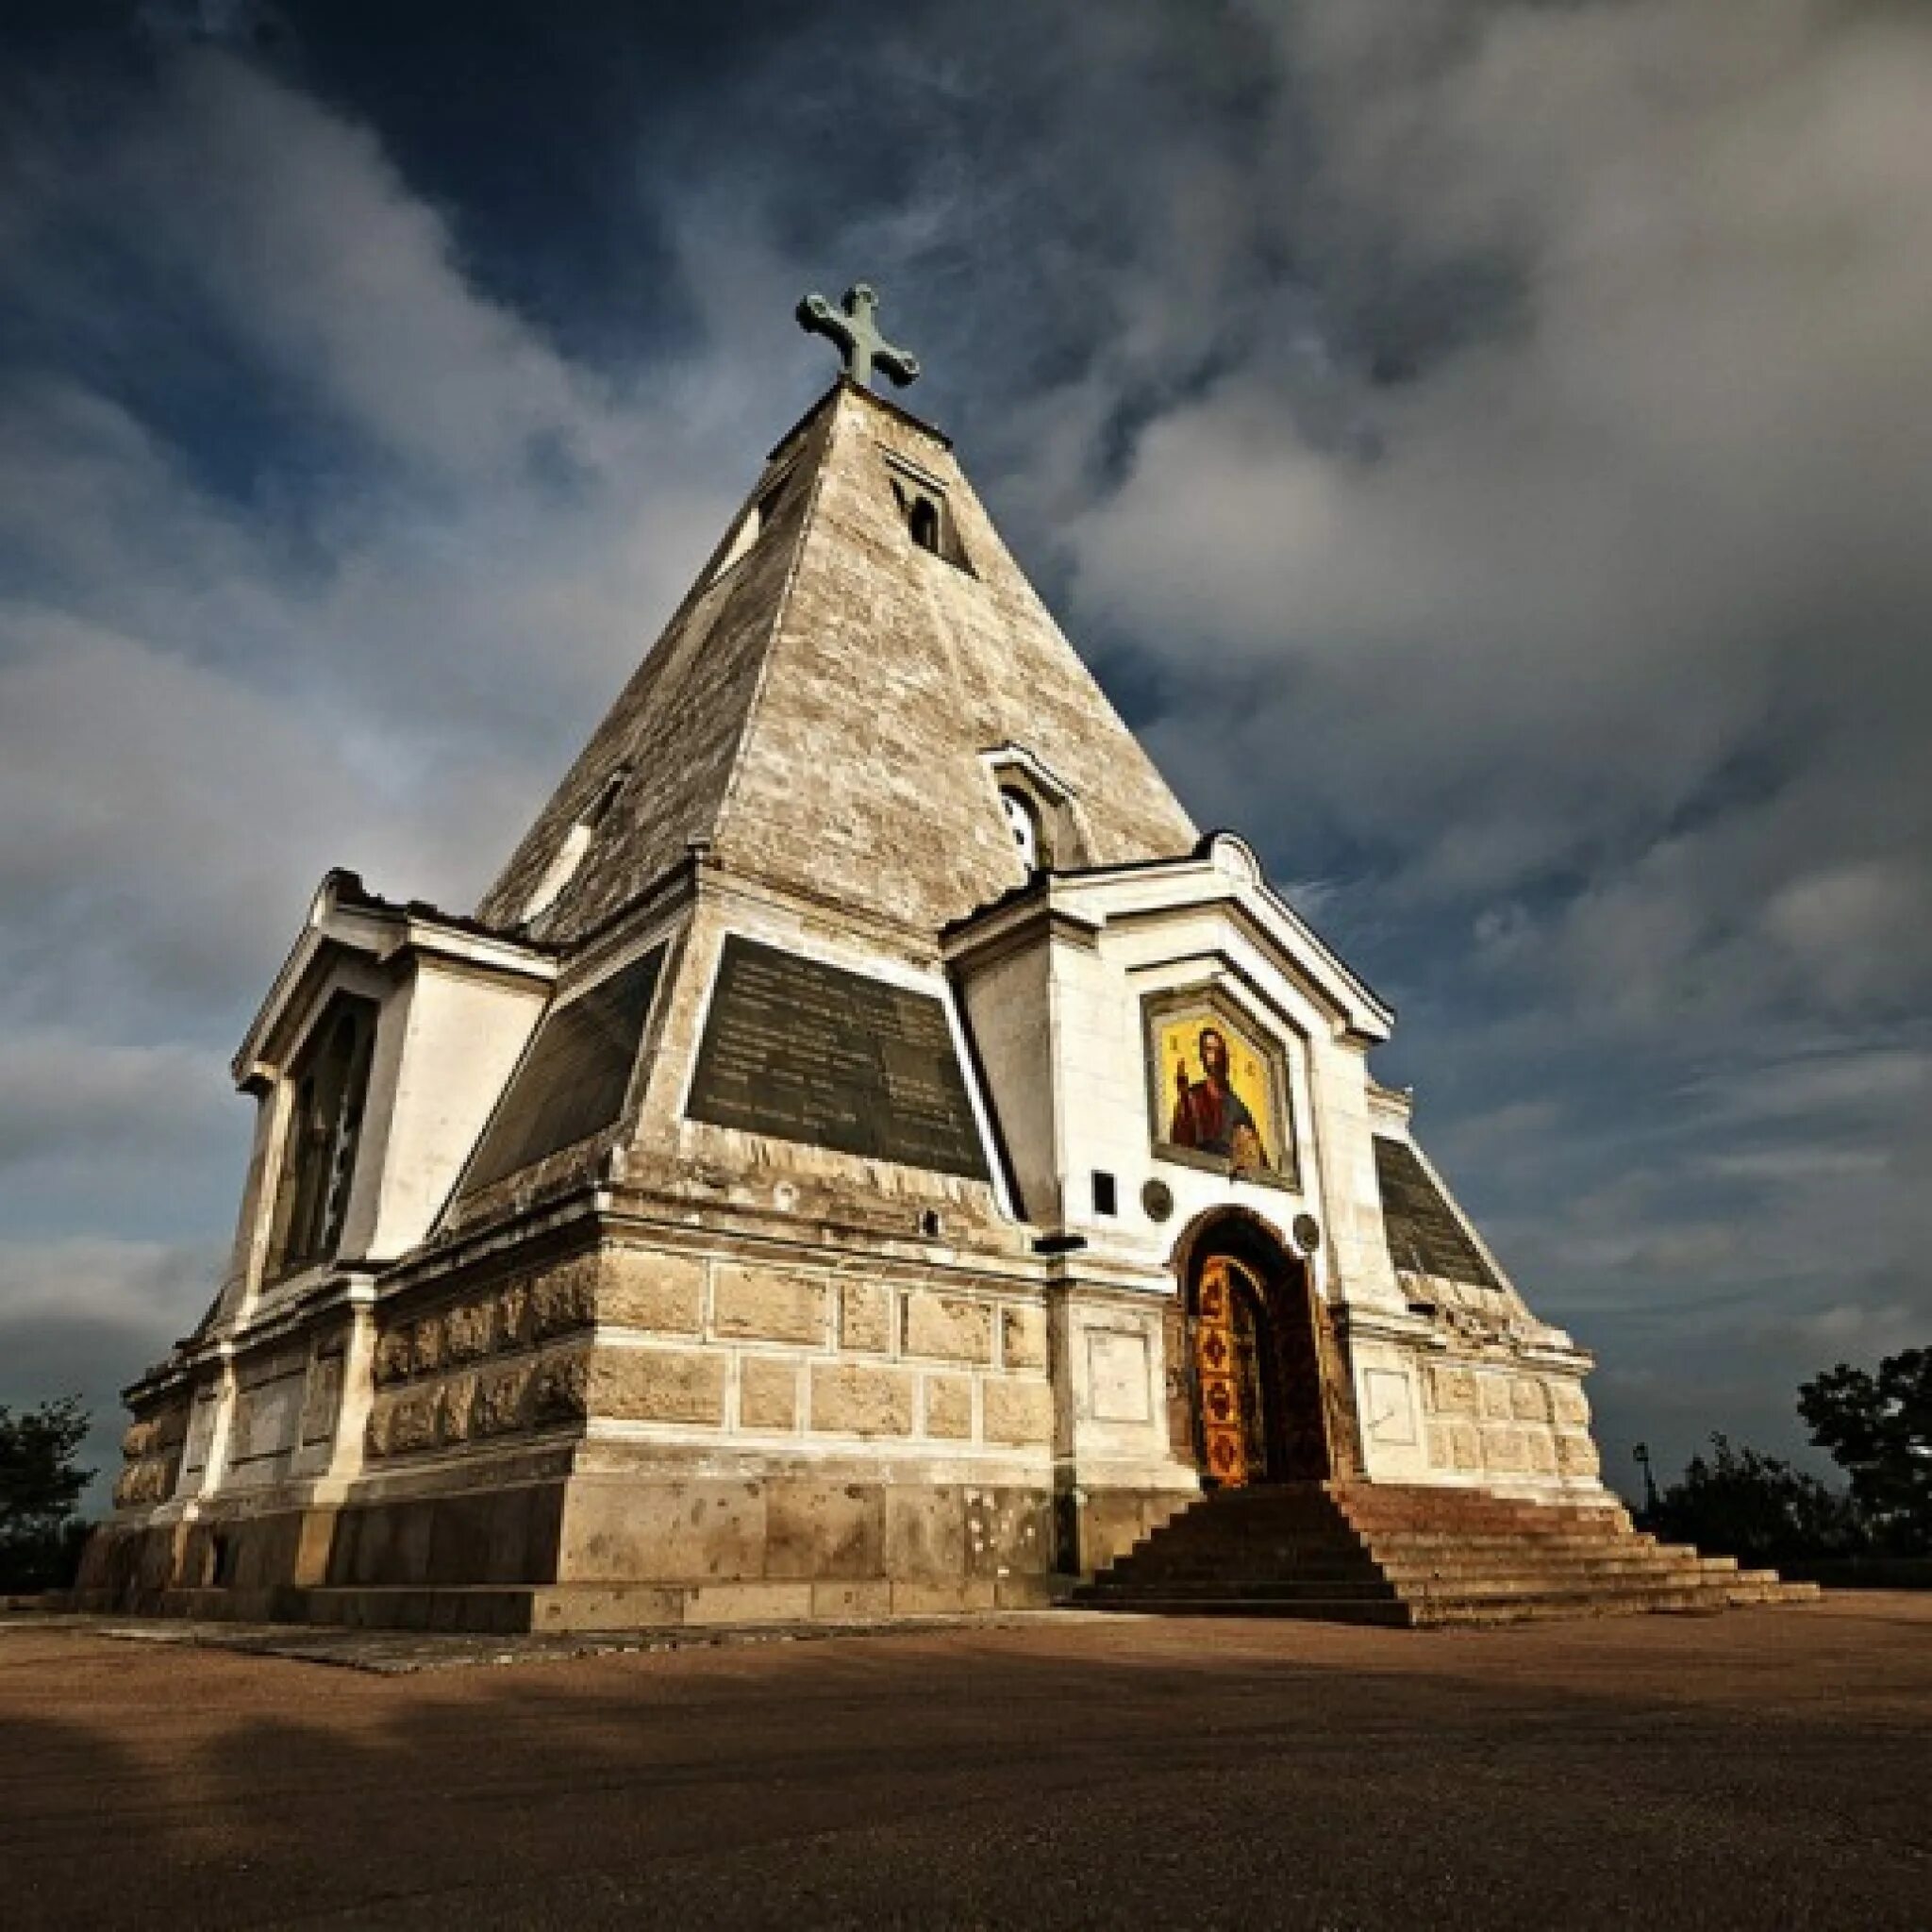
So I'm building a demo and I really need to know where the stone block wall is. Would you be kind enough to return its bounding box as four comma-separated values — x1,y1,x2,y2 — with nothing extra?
329,1235,1068,1609
111,1394,191,1510
362,1242,1056,1468
554,1473,1056,1611
1418,1359,1600,1485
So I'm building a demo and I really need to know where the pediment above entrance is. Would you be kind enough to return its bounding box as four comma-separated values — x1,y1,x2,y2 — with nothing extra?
944,833,1392,1050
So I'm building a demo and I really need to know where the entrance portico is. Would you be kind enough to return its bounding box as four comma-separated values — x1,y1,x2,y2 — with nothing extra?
1170,1207,1353,1491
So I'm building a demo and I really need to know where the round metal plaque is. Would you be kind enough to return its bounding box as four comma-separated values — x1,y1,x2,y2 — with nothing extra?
1292,1213,1322,1254
1141,1178,1175,1223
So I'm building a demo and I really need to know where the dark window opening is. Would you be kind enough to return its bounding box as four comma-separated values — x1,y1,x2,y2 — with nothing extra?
269,994,379,1277
1000,786,1043,870
889,472,968,569
1091,1171,1119,1217
584,764,630,829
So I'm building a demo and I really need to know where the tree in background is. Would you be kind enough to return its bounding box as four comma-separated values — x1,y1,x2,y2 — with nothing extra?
0,1396,93,1592
1649,1432,1865,1570
1799,1347,1931,1555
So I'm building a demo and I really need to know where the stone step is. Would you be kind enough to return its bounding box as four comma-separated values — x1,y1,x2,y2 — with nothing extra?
1143,1530,1661,1560
1095,1557,1732,1602
1202,1493,1628,1534
1075,1480,1813,1629
1102,1542,1713,1579
1077,1577,1401,1606
1115,1535,1675,1574
1074,1593,1419,1628
1377,1546,1724,1576
1076,1578,1787,1626
1411,1581,1815,1627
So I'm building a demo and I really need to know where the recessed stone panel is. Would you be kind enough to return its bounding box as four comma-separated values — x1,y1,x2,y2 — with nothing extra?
444,1301,495,1363
1001,1304,1047,1371
1510,1376,1551,1423
714,1266,827,1346
738,1357,800,1431
603,1249,704,1334
905,1291,993,1363
531,1349,591,1424
590,1347,727,1425
1556,1431,1600,1475
530,1257,600,1341
1551,1382,1591,1427
410,1315,448,1377
983,1377,1054,1446
810,1362,915,1437
491,1281,532,1353
1478,1376,1514,1423
841,1280,893,1353
1087,1331,1151,1424
1364,1367,1417,1446
389,1390,440,1456
300,1354,343,1445
474,1364,534,1438
924,1374,973,1439
1427,1365,1479,1419
440,1374,478,1444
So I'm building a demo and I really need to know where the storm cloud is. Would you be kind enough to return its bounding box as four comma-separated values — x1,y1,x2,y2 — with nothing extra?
2,0,1925,1497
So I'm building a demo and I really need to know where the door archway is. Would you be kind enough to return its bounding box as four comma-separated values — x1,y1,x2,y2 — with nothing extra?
1173,1209,1344,1488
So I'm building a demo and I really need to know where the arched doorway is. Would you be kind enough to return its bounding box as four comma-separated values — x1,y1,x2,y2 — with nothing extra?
1174,1211,1343,1488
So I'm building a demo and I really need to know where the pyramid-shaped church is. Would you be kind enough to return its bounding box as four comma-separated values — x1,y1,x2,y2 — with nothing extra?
86,288,1784,1631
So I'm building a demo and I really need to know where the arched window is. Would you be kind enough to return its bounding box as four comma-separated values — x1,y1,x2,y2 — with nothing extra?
887,464,969,569
270,995,379,1276
908,494,941,554
1000,787,1041,871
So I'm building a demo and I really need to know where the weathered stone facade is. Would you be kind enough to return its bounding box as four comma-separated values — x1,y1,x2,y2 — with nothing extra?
80,375,1610,1633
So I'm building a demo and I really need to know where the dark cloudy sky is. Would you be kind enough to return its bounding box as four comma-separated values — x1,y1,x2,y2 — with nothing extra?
3,0,1927,1506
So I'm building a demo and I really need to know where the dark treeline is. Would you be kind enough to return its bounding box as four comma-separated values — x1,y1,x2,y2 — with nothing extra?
1647,1346,1930,1573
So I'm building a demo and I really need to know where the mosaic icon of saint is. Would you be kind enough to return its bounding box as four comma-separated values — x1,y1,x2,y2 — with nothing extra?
1170,1024,1269,1169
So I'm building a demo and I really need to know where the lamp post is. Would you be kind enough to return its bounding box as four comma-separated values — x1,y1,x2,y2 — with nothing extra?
1632,1441,1660,1519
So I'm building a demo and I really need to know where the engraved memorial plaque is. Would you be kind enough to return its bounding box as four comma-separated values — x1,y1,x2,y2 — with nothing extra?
687,937,991,1180
1373,1137,1500,1290
467,946,666,1190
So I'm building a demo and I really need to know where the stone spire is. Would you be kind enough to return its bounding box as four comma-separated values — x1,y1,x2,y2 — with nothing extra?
475,380,1197,950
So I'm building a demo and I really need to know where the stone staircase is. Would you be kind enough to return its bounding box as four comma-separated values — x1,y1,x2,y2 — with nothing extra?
1069,1482,1821,1627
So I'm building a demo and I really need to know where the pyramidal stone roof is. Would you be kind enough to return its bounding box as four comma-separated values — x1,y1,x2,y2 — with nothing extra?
475,379,1198,950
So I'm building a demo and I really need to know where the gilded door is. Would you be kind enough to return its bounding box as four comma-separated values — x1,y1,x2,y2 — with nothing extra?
1193,1256,1270,1487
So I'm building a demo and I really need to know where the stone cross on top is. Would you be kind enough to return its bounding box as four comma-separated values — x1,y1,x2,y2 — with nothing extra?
795,282,921,391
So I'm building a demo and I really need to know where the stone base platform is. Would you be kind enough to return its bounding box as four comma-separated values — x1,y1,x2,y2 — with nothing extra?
98,1573,1067,1635
1071,1480,1823,1625
70,1463,1114,1632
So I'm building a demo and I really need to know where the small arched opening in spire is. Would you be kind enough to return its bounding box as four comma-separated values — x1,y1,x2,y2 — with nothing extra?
1000,786,1041,871
908,494,941,554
